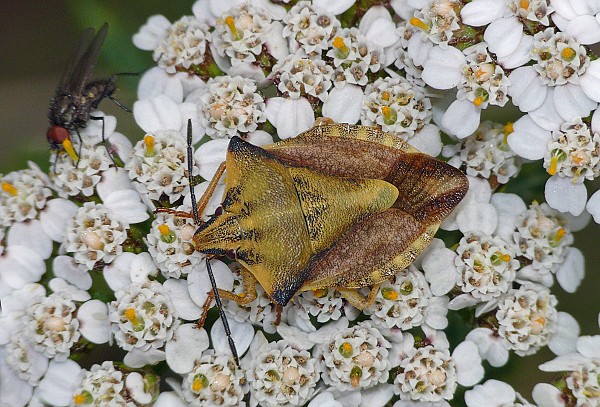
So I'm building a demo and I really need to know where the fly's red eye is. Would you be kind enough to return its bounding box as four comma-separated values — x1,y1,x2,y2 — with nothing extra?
47,126,70,144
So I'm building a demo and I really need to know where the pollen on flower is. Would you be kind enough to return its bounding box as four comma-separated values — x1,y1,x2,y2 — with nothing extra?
73,394,86,405
473,96,483,107
224,16,239,39
409,17,429,31
381,287,399,300
1,182,18,196
143,135,155,156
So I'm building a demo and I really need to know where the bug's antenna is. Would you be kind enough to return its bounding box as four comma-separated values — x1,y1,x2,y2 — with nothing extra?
187,119,200,224
186,119,239,367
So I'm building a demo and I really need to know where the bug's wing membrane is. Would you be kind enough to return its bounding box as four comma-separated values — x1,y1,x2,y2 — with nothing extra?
302,208,432,290
56,27,96,93
64,23,109,96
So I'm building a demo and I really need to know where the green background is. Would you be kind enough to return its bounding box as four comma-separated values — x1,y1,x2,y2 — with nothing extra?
0,0,598,403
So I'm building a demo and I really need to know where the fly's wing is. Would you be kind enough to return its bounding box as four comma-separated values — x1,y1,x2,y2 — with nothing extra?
59,23,108,96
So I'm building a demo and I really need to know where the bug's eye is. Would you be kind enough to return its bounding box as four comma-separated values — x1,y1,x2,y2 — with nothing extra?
214,206,223,216
225,249,236,259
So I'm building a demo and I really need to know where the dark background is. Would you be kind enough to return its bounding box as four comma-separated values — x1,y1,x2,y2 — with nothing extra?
0,1,598,402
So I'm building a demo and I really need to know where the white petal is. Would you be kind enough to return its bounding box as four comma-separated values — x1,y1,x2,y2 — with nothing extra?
7,220,52,260
577,335,600,359
442,99,481,139
465,380,516,407
52,256,91,290
484,17,523,58
163,279,203,320
0,348,33,406
453,340,484,386
508,66,547,112
0,246,45,289
497,34,533,69
358,384,395,407
567,14,600,45
265,22,289,61
465,328,509,367
448,294,480,310
531,383,566,407
264,97,284,125
102,252,136,291
103,190,149,225
124,348,166,368
407,124,442,156
211,318,255,358
545,175,587,215
580,59,600,102
539,353,591,371
551,0,577,19
425,296,449,330
456,203,498,234
40,199,78,242
137,67,184,102
126,372,153,405
322,85,363,124
548,312,580,355
460,0,507,26
313,0,354,14
77,300,110,344
129,252,158,283
507,115,551,160
36,359,82,406
529,89,563,131
555,247,585,293
586,188,600,223
421,46,465,89
593,106,600,133
187,259,233,307
133,95,183,134
490,193,527,240
363,18,399,49
516,264,554,287
154,392,188,407
132,15,171,51
421,248,458,296
246,130,274,146
165,324,209,373
195,138,229,181
553,83,597,122
275,98,315,139
407,33,433,67
308,392,344,407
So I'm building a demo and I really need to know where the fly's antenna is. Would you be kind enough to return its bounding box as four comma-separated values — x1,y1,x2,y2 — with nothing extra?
186,119,239,367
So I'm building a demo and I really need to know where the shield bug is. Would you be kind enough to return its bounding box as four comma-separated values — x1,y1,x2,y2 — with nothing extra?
161,121,469,365
47,23,129,164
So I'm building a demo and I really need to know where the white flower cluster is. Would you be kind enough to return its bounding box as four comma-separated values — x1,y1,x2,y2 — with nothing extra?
1,0,600,406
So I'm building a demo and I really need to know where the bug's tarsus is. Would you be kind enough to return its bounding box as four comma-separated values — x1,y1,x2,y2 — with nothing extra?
90,115,117,166
274,305,283,326
186,119,240,367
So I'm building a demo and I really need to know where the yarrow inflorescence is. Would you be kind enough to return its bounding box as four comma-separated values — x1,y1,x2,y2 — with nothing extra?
2,1,600,406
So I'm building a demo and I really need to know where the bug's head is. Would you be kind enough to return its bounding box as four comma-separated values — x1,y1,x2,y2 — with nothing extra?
47,126,78,162
192,205,242,257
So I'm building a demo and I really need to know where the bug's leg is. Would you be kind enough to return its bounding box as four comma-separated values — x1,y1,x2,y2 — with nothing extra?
338,284,381,310
274,305,283,326
197,266,259,327
90,115,117,166
195,161,226,216
154,208,195,218
74,128,84,168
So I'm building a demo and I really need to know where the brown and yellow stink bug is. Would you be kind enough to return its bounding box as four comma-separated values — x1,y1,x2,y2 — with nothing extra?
161,120,468,365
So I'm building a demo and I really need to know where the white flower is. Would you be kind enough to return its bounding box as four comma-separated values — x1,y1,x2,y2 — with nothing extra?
444,121,521,184
271,54,333,102
290,287,347,327
63,202,128,270
212,3,273,67
282,1,341,55
317,321,391,391
145,212,204,278
326,27,384,87
551,0,600,45
361,76,432,140
247,339,320,407
197,75,266,138
496,282,559,356
181,350,247,406
364,265,448,331
454,232,519,303
152,16,212,74
531,28,590,86
5,333,49,386
72,361,158,406
35,359,82,406
0,164,52,226
410,0,462,48
25,290,87,361
126,130,198,205
109,280,179,356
